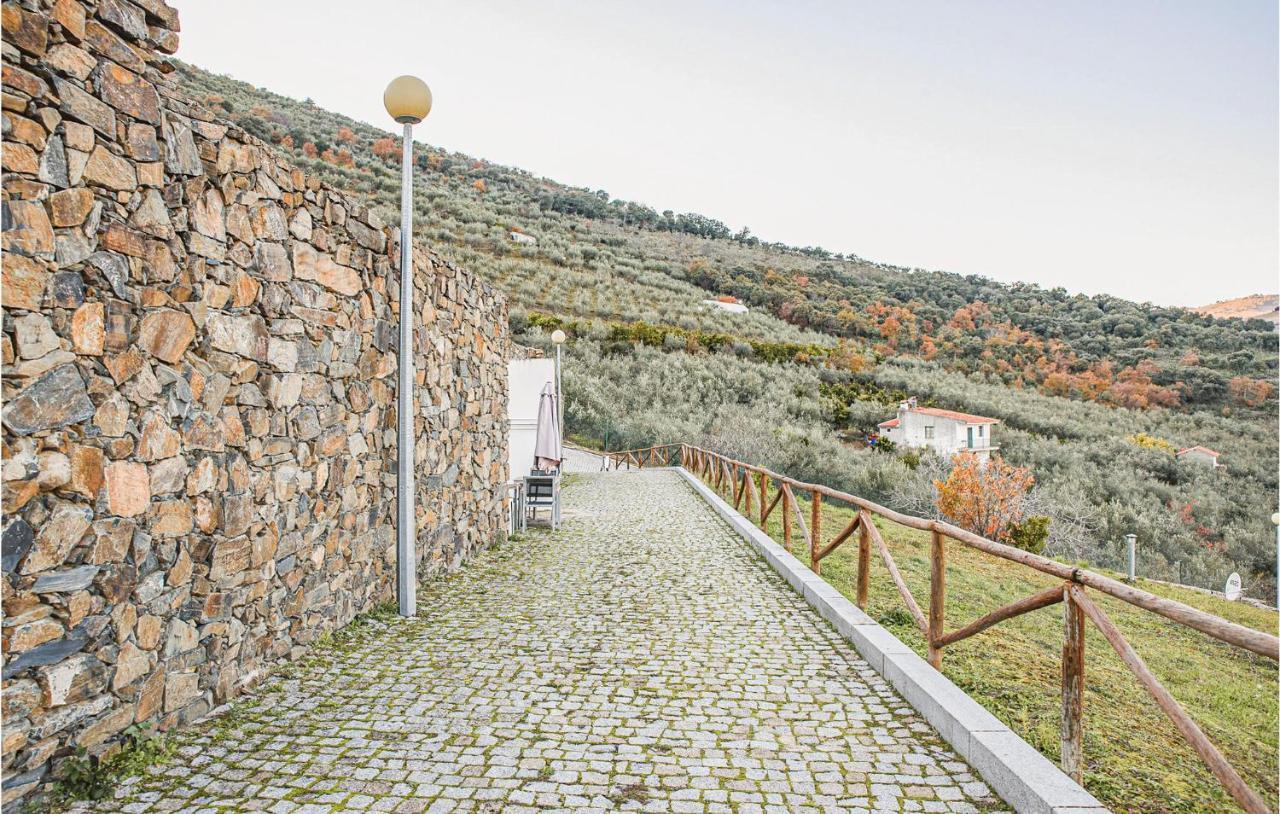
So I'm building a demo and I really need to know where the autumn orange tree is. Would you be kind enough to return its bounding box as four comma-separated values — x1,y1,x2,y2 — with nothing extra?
934,453,1034,543
1228,375,1275,408
371,137,399,162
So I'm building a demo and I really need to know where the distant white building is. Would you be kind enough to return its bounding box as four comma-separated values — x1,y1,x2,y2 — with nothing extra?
509,231,537,245
703,298,748,314
877,398,1000,462
1176,446,1222,469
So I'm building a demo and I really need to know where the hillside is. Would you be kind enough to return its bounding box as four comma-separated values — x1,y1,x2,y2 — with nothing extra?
1195,294,1280,330
173,62,1280,602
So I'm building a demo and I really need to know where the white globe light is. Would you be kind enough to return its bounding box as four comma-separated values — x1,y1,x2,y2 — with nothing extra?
551,329,566,345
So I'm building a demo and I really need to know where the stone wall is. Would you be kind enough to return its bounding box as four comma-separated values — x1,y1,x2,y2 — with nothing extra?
0,0,510,803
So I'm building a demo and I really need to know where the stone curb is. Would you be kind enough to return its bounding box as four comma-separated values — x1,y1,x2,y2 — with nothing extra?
675,466,1110,814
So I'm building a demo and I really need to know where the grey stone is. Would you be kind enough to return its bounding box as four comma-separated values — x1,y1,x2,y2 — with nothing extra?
54,78,117,137
2,630,89,679
55,229,94,268
968,730,1106,814
2,518,35,574
50,271,86,307
347,219,386,252
2,365,96,436
34,565,101,593
38,134,69,188
162,112,202,176
85,251,134,301
206,312,269,360
98,0,148,40
442,463,460,487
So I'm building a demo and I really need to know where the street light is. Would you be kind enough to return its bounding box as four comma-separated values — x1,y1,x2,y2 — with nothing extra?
384,75,432,618
1272,511,1279,609
551,330,566,452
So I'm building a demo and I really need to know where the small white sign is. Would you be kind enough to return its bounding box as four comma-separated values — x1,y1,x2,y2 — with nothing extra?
1224,572,1242,601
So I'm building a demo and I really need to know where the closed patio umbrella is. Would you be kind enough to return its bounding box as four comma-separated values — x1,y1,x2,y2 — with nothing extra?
533,382,561,472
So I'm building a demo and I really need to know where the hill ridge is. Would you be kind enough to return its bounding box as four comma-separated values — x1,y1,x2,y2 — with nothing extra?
174,60,1278,607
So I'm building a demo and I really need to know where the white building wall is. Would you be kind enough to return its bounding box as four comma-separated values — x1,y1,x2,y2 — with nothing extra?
507,358,556,480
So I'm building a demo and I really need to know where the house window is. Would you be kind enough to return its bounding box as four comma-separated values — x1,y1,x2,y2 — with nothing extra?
924,426,935,440
978,425,984,438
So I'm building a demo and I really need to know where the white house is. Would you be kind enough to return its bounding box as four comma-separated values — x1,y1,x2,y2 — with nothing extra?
1176,446,1222,469
877,398,1000,462
509,231,537,246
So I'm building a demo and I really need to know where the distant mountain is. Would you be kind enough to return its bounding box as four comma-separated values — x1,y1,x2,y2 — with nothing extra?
1193,295,1279,329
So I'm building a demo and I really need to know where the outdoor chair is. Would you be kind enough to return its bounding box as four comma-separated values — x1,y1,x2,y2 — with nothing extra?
507,480,527,534
524,470,561,530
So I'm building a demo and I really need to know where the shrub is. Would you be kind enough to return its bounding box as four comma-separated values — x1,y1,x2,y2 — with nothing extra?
1008,515,1051,554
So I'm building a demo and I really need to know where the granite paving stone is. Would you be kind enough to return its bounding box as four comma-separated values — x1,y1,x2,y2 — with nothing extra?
75,470,1007,813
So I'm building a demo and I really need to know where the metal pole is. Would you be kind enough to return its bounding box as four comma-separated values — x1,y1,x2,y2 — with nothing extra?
555,344,563,449
397,121,416,617
1274,513,1279,609
1126,533,1136,582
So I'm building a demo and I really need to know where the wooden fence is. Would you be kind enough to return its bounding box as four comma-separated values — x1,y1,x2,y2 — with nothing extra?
601,442,1279,814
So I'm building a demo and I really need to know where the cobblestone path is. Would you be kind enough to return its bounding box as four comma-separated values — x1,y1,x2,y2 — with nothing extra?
84,470,1007,814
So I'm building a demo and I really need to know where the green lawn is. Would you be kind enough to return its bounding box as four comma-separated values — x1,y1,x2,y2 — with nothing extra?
719,478,1278,814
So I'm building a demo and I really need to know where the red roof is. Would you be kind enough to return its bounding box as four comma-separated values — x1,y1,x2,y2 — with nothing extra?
879,407,999,428
1177,446,1221,457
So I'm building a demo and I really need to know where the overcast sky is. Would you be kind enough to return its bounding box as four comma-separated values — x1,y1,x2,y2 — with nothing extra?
174,0,1277,307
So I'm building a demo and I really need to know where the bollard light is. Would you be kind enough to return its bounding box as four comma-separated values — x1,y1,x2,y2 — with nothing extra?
384,74,433,618
1272,512,1279,609
1125,533,1137,582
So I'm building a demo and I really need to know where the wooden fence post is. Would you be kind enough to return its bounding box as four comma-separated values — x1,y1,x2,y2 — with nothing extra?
742,469,753,516
810,491,823,573
759,473,769,529
1062,584,1085,783
857,512,871,608
928,529,946,668
782,486,793,553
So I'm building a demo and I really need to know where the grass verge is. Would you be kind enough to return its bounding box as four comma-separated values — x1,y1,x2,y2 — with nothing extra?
725,479,1278,814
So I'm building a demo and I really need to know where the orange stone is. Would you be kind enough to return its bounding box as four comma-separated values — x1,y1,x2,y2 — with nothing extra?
149,499,192,537
105,460,149,517
1,254,48,310
136,412,180,461
104,347,144,384
70,301,105,355
136,614,163,650
47,187,95,227
68,443,103,498
137,309,195,364
134,667,164,721
51,0,86,41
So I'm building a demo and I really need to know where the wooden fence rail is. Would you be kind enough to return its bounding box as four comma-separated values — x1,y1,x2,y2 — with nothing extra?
599,442,1278,814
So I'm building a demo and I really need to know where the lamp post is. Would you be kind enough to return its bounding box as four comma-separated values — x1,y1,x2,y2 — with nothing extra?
551,329,566,452
383,75,432,618
1272,511,1279,609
